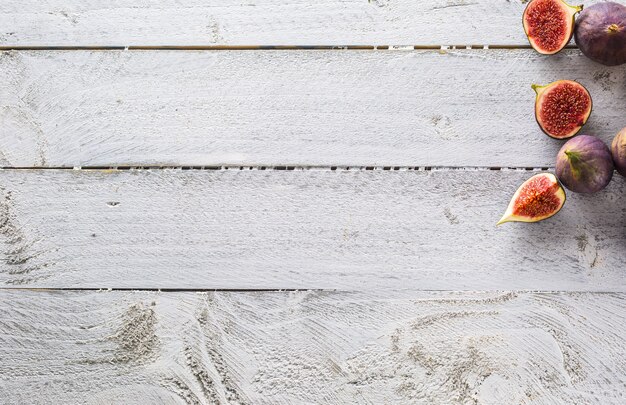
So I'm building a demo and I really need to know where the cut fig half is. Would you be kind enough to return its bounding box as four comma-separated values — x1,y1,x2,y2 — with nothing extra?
497,173,566,225
532,80,592,139
523,0,583,54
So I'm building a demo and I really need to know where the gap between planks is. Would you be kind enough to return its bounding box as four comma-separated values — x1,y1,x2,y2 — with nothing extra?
1,288,621,294
0,166,554,172
0,44,578,51
0,287,323,292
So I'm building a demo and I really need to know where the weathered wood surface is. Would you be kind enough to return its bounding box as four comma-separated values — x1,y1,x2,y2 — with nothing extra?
1,49,624,168
0,169,623,290
1,290,624,404
0,0,607,47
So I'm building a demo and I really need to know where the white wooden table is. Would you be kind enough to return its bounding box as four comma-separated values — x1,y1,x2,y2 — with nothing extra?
1,1,625,404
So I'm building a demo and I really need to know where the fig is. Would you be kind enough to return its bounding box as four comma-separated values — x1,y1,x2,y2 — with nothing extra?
611,127,626,177
556,134,614,193
523,0,583,54
532,80,592,139
497,173,566,225
575,2,626,66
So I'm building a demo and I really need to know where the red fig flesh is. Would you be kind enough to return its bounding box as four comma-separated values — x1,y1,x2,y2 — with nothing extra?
497,173,566,225
556,135,614,193
532,80,592,139
575,2,626,66
523,0,582,54
611,127,626,177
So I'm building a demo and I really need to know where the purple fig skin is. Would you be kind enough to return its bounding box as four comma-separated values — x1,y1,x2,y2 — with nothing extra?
611,127,626,177
556,135,614,193
574,2,626,66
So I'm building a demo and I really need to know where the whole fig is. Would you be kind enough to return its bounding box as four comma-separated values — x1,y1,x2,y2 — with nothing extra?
556,135,614,193
611,127,626,177
574,2,626,66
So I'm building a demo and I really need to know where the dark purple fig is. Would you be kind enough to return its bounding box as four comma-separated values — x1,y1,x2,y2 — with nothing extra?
556,135,614,193
611,127,626,177
523,0,583,54
498,173,566,225
575,2,626,66
532,80,592,139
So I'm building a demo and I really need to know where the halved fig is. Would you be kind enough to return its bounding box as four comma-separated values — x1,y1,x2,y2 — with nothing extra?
532,80,592,139
497,173,566,225
523,0,583,54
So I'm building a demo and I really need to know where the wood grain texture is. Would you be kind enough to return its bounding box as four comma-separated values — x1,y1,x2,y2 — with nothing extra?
1,49,624,168
0,0,610,47
0,169,624,290
1,290,624,404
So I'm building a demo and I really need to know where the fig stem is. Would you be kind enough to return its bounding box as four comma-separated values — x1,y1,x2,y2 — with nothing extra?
564,150,580,163
564,1,583,13
531,84,544,95
496,215,509,226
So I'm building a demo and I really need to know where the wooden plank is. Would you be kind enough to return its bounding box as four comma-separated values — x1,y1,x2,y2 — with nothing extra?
0,169,624,290
1,49,624,168
0,0,606,47
0,290,624,404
